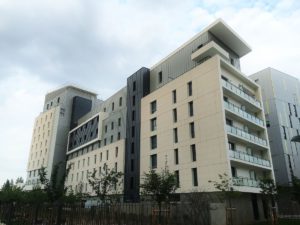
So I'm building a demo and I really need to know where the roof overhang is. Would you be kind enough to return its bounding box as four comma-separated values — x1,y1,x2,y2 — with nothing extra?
207,19,252,58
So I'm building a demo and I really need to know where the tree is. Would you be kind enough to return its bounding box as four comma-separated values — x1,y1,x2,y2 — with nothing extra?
88,163,123,204
259,178,277,224
38,162,72,203
140,167,178,223
292,175,300,204
0,179,24,203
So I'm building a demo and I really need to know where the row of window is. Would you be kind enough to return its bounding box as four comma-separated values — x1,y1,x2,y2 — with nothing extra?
103,97,123,113
150,154,198,187
33,130,51,143
104,117,122,133
69,162,118,183
71,147,119,170
150,122,195,149
46,97,60,110
35,113,53,127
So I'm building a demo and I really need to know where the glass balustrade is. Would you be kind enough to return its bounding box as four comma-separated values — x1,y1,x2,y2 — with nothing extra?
229,150,271,167
226,125,267,147
224,101,264,127
222,79,261,108
232,177,260,188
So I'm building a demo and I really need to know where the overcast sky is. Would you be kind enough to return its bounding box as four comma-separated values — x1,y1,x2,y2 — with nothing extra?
0,0,300,186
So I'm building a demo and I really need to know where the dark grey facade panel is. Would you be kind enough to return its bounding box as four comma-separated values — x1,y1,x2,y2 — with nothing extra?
68,115,99,151
124,67,150,202
70,96,93,129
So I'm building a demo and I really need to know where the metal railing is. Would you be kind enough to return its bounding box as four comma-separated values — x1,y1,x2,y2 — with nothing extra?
226,125,267,147
229,150,271,167
224,101,264,127
222,79,261,108
232,177,260,188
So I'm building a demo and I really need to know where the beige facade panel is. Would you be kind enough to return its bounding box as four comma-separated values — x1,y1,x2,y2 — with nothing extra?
65,139,125,195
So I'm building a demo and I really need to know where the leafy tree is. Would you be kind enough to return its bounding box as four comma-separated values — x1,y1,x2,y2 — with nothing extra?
88,163,123,204
140,167,177,223
38,162,72,202
0,179,24,203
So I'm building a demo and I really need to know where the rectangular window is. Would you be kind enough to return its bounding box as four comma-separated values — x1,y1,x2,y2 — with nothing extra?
158,71,162,83
151,118,157,131
188,81,193,96
282,126,287,140
118,118,121,126
105,125,108,133
111,122,114,130
94,155,97,164
130,177,134,189
106,150,109,160
131,142,135,154
191,144,196,161
151,154,157,169
151,100,157,114
132,110,135,121
173,108,177,123
173,128,178,143
172,90,177,103
115,147,118,157
118,132,121,140
174,148,179,165
192,168,198,186
231,166,237,177
104,138,106,146
119,97,122,106
132,126,135,137
131,159,134,171
150,135,157,149
112,102,115,111
87,157,90,166
289,116,293,128
190,122,195,138
294,105,298,117
115,162,118,172
188,101,194,117
288,103,292,115
175,170,180,187
133,81,136,91
132,95,136,106
100,152,102,161
228,142,235,150
110,135,113,143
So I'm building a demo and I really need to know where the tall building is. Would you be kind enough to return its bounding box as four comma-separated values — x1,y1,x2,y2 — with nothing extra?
25,18,276,223
25,86,97,190
65,87,127,194
250,68,300,186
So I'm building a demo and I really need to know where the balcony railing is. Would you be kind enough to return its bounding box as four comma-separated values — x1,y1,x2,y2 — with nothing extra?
229,150,271,167
222,79,261,108
224,101,264,127
232,177,260,188
226,125,267,147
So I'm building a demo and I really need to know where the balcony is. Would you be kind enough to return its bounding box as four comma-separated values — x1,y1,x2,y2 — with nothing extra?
191,41,230,62
229,150,271,168
222,79,261,109
226,125,268,147
232,177,260,188
224,101,264,127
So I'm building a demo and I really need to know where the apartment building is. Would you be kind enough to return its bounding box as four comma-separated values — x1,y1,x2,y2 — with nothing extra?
25,86,97,190
250,68,300,186
65,87,127,194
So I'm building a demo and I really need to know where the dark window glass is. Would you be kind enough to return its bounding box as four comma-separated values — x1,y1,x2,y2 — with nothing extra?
133,81,136,91
192,168,198,186
118,118,121,126
188,101,194,117
151,118,157,131
112,102,115,111
173,108,177,123
131,159,134,171
228,142,235,150
191,144,196,161
151,135,157,149
111,122,114,130
132,96,136,106
119,97,122,106
131,142,135,154
158,71,162,83
172,90,177,103
151,154,157,169
151,100,157,114
130,177,134,189
188,81,192,96
173,128,178,143
190,122,195,138
132,110,135,121
174,149,179,164
132,126,135,137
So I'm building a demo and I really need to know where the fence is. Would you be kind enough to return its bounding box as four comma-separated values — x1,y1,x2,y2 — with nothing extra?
0,201,211,225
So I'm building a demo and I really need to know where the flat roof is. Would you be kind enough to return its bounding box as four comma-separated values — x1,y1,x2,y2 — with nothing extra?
151,18,251,69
